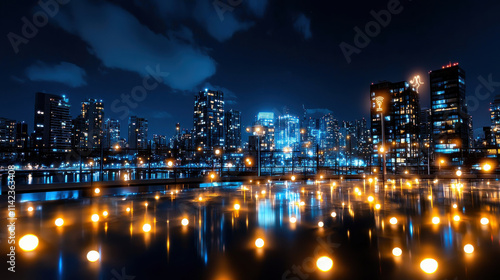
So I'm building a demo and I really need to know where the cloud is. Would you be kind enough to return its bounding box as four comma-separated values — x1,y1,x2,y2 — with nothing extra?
294,14,312,40
306,108,333,115
193,0,253,42
245,0,268,17
150,0,261,42
54,1,216,91
25,61,87,87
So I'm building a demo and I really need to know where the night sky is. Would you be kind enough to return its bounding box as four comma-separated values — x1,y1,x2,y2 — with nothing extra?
2,0,500,138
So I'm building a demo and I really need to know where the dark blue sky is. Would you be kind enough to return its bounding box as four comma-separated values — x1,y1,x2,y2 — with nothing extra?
2,0,500,138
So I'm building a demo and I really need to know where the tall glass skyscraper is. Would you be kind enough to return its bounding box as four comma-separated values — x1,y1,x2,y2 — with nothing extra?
82,99,104,149
370,81,420,171
430,63,470,164
33,92,72,153
193,89,225,150
255,112,275,151
276,114,300,150
128,116,148,150
490,95,500,146
224,109,241,149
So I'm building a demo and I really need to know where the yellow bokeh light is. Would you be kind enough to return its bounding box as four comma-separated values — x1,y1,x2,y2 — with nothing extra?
86,250,100,262
234,203,241,210
367,196,374,203
452,203,458,209
255,238,265,248
453,215,460,222
94,188,100,194
91,214,99,222
181,218,189,226
392,247,402,257
28,206,34,212
318,221,324,227
331,212,337,218
420,258,438,274
142,223,152,232
432,217,440,225
55,218,64,227
316,256,333,272
290,217,297,223
126,207,131,212
19,234,39,252
389,217,398,225
464,244,474,254
480,217,489,225
375,204,381,210
102,211,108,217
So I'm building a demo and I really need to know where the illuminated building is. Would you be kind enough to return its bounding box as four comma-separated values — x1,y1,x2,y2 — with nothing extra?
81,99,104,149
225,109,241,149
33,92,72,153
276,114,300,150
193,89,225,151
15,122,29,150
490,95,500,147
430,63,470,164
255,112,275,151
320,113,338,153
152,134,167,150
103,119,120,149
0,117,16,147
71,115,87,150
370,80,420,172
128,116,148,150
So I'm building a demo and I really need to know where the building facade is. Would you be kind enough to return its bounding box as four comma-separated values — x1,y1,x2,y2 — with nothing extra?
193,89,225,150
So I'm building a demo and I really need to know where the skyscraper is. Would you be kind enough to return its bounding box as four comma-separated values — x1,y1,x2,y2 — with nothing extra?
15,122,28,150
370,80,420,171
0,117,16,147
81,99,104,149
33,92,72,153
255,112,275,151
489,95,500,146
193,89,225,150
225,109,241,149
276,114,300,150
103,119,120,149
128,116,148,150
430,63,470,164
320,113,339,158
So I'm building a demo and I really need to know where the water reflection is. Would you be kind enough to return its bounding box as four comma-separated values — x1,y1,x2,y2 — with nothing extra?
2,179,500,279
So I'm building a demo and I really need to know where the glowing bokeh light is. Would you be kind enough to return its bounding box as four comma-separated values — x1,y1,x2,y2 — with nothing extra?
420,258,438,274
316,256,333,272
375,204,381,210
392,247,402,257
331,212,337,218
181,218,189,226
464,244,474,254
255,238,265,248
290,217,297,223
480,217,489,225
94,188,100,194
102,211,108,217
19,234,39,252
234,203,241,210
389,217,398,225
91,214,99,222
432,217,440,224
318,221,324,227
367,196,374,202
142,223,152,232
27,206,34,212
87,250,100,262
453,215,460,222
55,218,64,227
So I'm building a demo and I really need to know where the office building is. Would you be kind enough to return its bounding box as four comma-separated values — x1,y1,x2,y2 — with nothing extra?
128,116,148,150
193,89,225,150
225,109,241,149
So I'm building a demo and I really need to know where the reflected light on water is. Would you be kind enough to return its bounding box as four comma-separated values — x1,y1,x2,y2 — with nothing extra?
234,203,240,210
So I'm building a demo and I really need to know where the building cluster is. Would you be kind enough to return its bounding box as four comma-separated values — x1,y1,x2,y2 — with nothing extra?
1,62,499,172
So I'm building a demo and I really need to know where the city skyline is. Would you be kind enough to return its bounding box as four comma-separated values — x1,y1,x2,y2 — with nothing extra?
2,0,500,138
